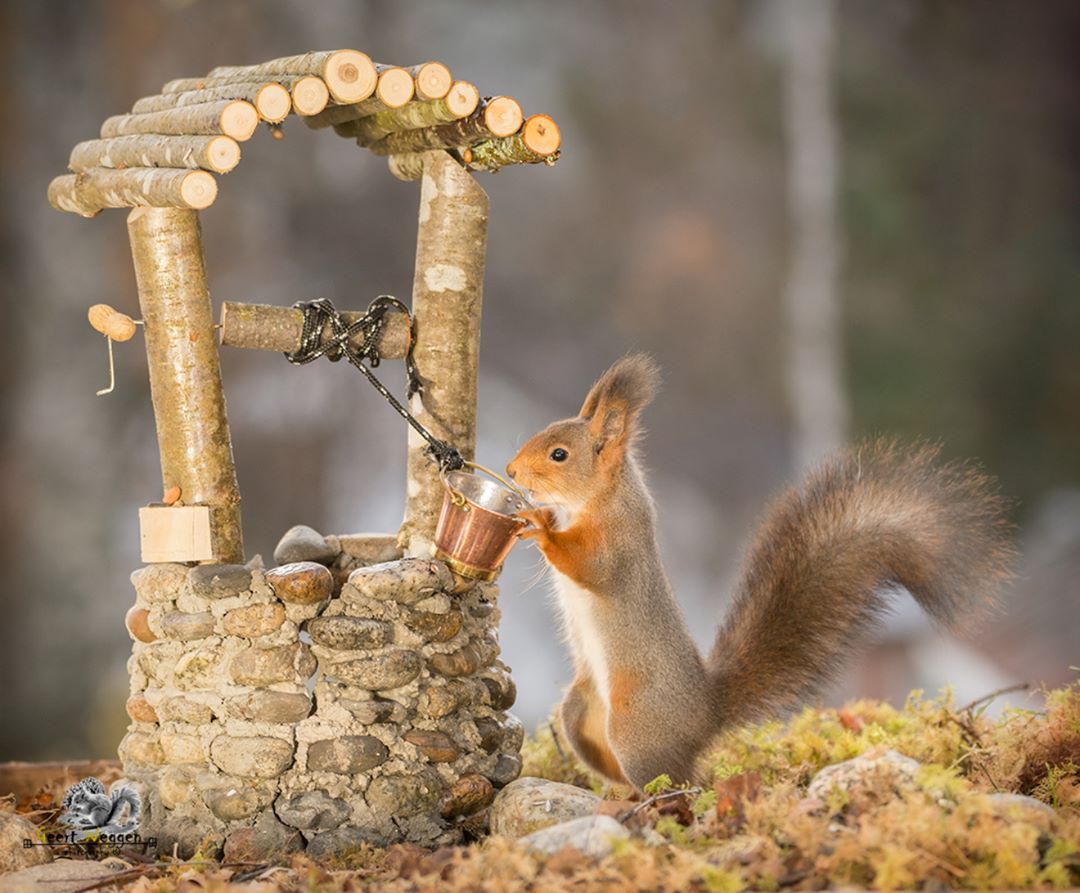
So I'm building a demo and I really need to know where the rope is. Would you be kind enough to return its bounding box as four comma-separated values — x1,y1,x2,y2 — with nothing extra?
284,297,465,472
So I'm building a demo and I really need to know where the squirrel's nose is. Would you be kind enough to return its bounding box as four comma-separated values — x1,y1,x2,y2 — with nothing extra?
506,463,518,480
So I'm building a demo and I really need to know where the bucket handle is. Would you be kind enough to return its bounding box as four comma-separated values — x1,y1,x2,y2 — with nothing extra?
441,461,534,513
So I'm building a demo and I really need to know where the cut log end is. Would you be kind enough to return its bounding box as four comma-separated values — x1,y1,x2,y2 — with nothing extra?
101,101,260,141
206,135,241,173
324,49,377,103
255,83,291,123
220,100,259,141
291,76,330,116
413,61,452,101
68,134,241,175
179,170,218,209
133,82,293,117
484,96,524,138
50,168,218,216
523,114,561,156
447,81,480,118
376,67,415,109
464,133,560,173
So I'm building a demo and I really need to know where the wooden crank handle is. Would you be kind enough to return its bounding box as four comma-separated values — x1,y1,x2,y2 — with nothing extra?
87,303,138,342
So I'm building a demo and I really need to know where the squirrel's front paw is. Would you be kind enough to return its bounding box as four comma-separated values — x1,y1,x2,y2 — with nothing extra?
516,507,557,541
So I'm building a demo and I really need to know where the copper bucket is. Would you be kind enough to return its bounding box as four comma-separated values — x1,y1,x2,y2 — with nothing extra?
434,464,531,581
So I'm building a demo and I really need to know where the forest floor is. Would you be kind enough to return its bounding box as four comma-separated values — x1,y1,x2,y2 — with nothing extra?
3,681,1079,892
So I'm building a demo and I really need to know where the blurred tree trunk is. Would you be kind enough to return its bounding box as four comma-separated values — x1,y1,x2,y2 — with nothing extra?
776,0,848,473
0,0,21,752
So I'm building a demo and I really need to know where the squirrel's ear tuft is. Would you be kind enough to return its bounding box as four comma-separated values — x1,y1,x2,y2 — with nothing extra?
580,353,661,448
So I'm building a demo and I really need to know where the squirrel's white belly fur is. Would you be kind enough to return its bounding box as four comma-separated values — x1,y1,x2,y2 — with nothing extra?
550,569,610,707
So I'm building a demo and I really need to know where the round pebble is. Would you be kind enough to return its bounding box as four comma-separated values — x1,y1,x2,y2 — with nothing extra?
265,562,334,604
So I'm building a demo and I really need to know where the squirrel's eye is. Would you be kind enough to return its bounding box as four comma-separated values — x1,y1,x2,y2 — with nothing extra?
550,448,568,462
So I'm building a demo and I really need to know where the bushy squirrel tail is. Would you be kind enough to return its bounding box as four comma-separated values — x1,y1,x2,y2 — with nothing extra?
706,439,1015,728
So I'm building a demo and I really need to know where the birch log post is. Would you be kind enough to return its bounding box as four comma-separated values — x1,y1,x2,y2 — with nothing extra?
69,135,240,174
219,301,411,357
392,118,561,182
462,139,555,173
101,101,259,141
462,114,561,172
306,66,415,126
48,168,218,217
161,74,281,93
159,74,331,115
399,151,489,555
387,153,429,182
344,84,480,146
127,208,244,563
305,69,439,131
206,50,376,103
368,97,522,156
131,82,292,123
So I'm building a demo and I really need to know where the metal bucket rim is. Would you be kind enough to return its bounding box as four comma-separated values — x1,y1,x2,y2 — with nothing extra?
442,467,531,520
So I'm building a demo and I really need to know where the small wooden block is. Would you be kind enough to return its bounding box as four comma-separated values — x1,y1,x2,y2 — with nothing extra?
139,504,213,563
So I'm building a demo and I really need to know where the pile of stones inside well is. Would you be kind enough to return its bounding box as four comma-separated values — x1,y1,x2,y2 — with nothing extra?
120,526,522,858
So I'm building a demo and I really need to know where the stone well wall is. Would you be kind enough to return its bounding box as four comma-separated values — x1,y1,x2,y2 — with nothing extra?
119,529,522,858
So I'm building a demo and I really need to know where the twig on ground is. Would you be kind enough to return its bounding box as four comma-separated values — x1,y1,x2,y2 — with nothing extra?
69,860,268,893
978,762,1002,792
618,787,701,823
944,712,982,746
230,863,271,883
118,846,158,864
548,721,567,761
70,866,159,893
959,682,1030,715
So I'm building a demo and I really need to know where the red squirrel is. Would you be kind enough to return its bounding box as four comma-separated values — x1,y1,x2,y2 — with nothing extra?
506,354,1014,789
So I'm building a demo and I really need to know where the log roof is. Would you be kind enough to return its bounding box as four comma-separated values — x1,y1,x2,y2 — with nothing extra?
48,49,561,217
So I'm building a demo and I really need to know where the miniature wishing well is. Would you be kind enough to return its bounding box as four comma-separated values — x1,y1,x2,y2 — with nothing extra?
46,50,560,858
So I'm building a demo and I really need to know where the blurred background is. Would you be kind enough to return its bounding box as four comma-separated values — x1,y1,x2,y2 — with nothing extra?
1,0,1077,760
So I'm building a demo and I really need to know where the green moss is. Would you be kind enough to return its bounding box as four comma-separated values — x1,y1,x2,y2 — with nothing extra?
607,834,638,858
519,716,602,792
145,682,1077,893
699,864,746,893
703,689,1002,789
655,815,689,845
868,844,918,892
643,773,673,795
712,758,748,781
915,763,970,803
692,789,718,816
823,783,850,815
